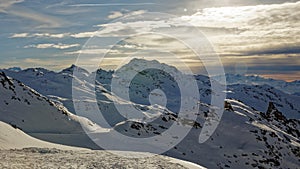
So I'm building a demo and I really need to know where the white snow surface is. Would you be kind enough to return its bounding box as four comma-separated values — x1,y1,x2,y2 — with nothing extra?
0,121,86,150
0,121,205,169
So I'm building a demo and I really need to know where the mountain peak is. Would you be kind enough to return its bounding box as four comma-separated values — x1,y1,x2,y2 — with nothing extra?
127,58,161,66
266,102,287,122
60,64,89,75
6,67,22,72
0,71,14,87
266,102,277,115
121,58,179,74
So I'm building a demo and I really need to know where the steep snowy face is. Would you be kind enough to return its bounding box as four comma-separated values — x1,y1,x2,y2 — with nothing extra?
111,59,184,113
2,65,96,114
0,71,98,134
2,67,73,98
227,84,300,119
0,71,103,148
111,99,300,169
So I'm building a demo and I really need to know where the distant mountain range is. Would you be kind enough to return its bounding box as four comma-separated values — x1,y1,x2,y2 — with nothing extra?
0,59,299,168
213,74,300,95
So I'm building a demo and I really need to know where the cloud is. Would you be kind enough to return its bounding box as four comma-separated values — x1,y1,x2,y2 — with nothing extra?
6,1,300,80
24,43,80,49
128,10,147,16
0,0,23,13
10,31,96,39
75,1,299,79
8,7,64,28
108,11,123,19
244,45,300,56
2,0,66,28
10,33,70,38
65,49,109,55
67,1,300,60
70,31,96,38
10,33,29,38
180,1,300,56
106,9,147,20
69,3,155,7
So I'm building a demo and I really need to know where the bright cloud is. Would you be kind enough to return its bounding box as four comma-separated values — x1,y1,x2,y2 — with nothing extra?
10,33,70,38
69,3,155,7
107,10,147,19
181,1,300,56
24,43,80,49
108,11,123,19
10,33,29,38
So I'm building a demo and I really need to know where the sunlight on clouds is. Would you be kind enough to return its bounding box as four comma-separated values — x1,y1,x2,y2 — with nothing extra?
107,10,147,19
65,49,121,55
2,58,74,70
24,43,80,49
181,1,300,56
63,1,300,78
261,72,300,82
10,33,70,39
108,11,123,19
4,1,300,80
10,33,29,38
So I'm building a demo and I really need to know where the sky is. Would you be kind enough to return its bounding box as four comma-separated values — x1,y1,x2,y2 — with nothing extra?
0,0,299,81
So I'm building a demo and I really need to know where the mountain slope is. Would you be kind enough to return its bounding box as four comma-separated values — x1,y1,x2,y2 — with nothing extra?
227,84,300,119
0,120,205,169
0,71,100,148
0,121,86,150
163,100,300,168
214,74,300,95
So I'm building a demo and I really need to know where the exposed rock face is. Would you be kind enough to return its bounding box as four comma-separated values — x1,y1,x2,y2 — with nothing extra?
266,102,286,121
263,102,300,139
224,100,234,111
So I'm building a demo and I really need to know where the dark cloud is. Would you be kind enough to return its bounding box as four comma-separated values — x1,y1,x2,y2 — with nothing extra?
224,65,300,75
244,46,300,56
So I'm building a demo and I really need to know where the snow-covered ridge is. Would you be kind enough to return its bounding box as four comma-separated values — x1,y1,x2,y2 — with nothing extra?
214,73,300,95
1,59,300,168
3,59,299,119
0,71,101,148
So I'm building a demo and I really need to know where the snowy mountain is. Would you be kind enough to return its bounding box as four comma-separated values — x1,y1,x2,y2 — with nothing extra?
2,66,94,114
93,59,299,119
0,71,100,148
214,74,300,95
3,62,299,120
1,59,300,168
5,67,22,72
293,92,300,97
226,84,300,119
